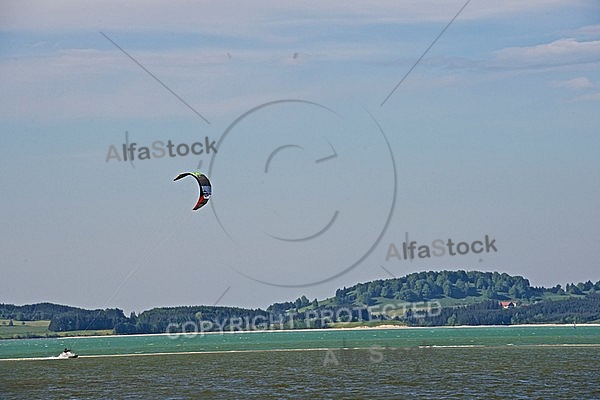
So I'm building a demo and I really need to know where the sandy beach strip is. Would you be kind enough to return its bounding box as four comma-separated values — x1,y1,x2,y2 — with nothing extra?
37,322,600,341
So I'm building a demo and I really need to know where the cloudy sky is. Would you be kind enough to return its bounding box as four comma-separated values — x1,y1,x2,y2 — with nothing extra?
1,1,599,313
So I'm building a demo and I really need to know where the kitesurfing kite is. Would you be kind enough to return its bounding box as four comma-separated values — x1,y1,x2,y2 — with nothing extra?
173,171,212,210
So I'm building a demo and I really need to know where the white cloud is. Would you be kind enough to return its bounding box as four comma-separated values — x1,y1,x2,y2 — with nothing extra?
548,76,600,102
1,2,595,121
571,92,600,102
0,0,579,35
491,38,600,69
0,46,343,120
550,77,594,90
570,24,600,38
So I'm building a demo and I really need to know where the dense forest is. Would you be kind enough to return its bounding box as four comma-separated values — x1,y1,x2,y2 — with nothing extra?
407,295,600,326
1,270,599,334
0,303,127,332
114,305,270,335
0,302,78,321
330,270,598,306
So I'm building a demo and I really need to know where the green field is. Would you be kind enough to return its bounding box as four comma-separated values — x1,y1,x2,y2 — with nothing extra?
0,320,113,340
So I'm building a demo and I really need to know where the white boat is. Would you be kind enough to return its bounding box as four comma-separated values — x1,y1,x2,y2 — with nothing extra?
57,349,78,359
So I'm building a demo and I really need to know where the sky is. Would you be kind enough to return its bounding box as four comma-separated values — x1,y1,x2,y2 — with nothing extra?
1,1,599,314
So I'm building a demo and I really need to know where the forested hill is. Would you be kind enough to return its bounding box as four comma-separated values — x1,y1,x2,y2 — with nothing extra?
2,270,599,334
330,270,577,305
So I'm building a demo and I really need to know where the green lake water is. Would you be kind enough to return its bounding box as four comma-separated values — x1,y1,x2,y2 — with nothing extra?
1,326,599,398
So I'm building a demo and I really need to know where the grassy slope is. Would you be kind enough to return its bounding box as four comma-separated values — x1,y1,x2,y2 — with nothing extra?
302,290,589,328
312,289,583,313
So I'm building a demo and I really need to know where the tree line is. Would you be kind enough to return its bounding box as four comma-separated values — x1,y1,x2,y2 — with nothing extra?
2,270,599,333
405,294,600,326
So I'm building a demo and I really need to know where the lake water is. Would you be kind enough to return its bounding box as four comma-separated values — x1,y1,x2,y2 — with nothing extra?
1,326,600,398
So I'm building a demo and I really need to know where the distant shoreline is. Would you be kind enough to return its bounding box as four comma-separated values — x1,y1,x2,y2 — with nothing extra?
42,322,600,341
5,271,599,341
